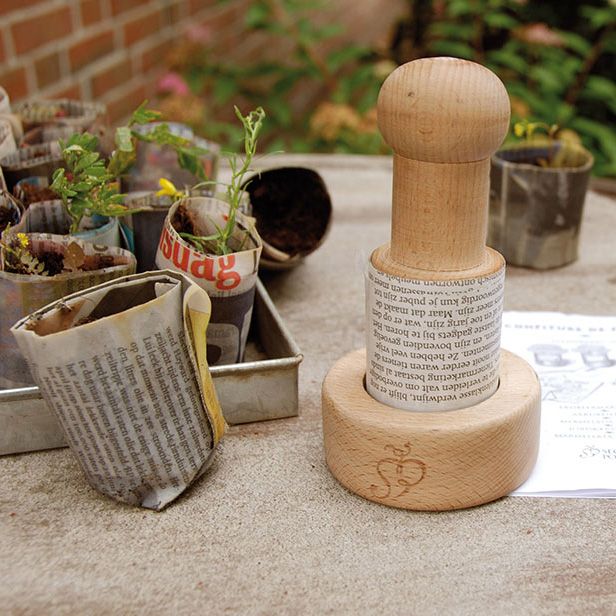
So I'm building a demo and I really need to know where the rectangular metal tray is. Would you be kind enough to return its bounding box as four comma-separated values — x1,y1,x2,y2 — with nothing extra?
0,278,302,455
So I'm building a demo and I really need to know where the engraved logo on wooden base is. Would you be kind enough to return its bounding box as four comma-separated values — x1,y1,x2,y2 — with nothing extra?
370,442,426,499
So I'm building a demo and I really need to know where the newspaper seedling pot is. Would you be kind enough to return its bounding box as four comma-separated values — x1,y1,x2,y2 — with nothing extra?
123,122,220,192
20,124,76,148
0,190,23,233
19,199,121,247
0,234,136,389
489,142,593,269
0,142,64,192
156,196,262,366
0,119,17,159
244,167,332,270
14,99,106,133
13,176,57,208
124,190,251,274
11,270,225,510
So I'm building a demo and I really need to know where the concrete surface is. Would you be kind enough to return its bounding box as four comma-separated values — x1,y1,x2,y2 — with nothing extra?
1,155,615,615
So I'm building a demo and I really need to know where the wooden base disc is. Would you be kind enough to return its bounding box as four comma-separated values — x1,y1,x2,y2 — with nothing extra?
322,348,541,511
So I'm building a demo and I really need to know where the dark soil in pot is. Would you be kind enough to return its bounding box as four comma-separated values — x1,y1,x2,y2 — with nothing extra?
244,167,332,257
0,203,22,232
15,183,58,208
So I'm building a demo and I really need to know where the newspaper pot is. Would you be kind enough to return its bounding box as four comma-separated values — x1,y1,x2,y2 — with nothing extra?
20,124,76,148
244,167,332,270
13,176,57,208
11,270,225,510
0,119,16,159
489,142,593,269
156,196,262,365
123,190,251,274
14,99,106,133
0,234,136,388
122,192,173,273
122,122,220,192
0,190,23,232
0,142,63,192
19,199,121,247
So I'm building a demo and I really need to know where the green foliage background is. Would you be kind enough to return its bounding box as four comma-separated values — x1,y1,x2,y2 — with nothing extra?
161,0,616,176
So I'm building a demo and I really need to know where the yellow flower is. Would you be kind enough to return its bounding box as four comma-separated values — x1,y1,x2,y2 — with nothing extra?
156,178,185,199
17,233,29,248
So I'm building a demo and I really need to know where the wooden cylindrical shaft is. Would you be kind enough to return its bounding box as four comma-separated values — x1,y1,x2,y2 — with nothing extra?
391,156,490,271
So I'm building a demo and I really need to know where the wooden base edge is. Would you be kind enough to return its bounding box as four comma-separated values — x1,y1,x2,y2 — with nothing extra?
322,348,541,511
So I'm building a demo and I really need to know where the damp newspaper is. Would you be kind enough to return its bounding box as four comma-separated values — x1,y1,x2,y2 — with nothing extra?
501,312,616,498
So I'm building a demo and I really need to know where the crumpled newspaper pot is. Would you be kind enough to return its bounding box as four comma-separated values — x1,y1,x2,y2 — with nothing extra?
11,270,226,510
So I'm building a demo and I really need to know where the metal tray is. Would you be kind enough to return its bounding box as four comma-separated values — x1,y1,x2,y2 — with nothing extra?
0,279,302,455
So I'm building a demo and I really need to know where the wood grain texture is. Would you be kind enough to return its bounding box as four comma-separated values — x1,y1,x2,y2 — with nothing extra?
322,348,541,511
371,245,504,281
376,57,510,164
376,57,510,272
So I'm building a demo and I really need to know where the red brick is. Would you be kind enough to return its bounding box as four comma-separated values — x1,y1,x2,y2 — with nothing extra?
80,0,103,26
48,83,82,100
0,66,28,100
141,36,174,73
35,52,62,89
189,0,210,15
199,3,244,37
0,0,45,17
91,59,133,98
12,7,72,54
110,0,150,16
69,30,114,73
162,1,183,24
0,31,5,64
106,82,148,123
124,9,162,46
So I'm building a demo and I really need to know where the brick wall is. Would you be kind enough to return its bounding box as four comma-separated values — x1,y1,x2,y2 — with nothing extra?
0,0,405,123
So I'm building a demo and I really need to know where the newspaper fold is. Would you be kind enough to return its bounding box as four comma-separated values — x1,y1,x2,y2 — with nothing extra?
0,233,136,388
11,270,226,510
156,197,262,365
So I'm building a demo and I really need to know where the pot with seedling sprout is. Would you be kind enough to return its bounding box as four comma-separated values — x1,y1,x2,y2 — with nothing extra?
0,225,136,388
156,107,264,366
489,119,593,269
17,102,213,251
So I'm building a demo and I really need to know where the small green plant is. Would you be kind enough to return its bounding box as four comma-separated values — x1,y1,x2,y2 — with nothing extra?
512,119,587,168
51,102,212,234
174,106,266,256
0,225,47,275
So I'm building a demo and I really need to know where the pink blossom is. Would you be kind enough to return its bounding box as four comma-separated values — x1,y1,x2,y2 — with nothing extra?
186,24,211,44
157,72,190,96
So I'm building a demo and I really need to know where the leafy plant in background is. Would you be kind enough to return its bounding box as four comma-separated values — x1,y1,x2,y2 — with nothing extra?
159,0,616,176
395,0,616,176
51,103,212,233
158,0,393,154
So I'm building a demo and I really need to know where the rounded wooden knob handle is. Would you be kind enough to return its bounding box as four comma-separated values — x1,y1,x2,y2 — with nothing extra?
376,57,510,272
377,57,510,164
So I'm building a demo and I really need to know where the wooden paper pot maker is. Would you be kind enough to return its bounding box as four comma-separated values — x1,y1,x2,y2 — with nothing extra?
321,58,541,511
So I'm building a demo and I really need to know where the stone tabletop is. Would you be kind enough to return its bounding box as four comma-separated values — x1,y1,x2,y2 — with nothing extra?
1,154,615,615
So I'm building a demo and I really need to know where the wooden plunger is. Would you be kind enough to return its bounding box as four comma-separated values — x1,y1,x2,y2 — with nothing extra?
322,58,541,511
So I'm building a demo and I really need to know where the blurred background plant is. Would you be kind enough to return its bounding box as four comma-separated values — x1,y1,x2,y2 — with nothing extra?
156,0,616,176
